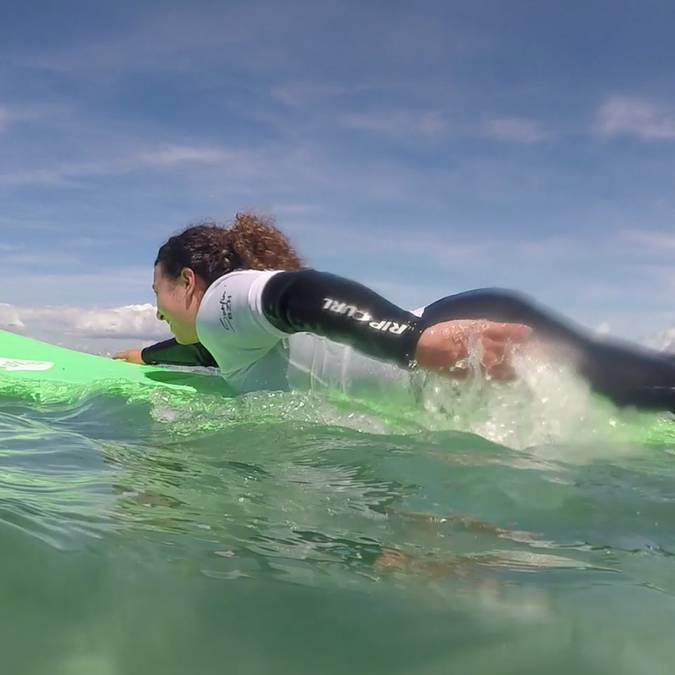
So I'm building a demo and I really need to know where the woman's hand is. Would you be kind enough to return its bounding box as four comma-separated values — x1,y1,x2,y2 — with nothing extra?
414,320,532,380
112,348,144,365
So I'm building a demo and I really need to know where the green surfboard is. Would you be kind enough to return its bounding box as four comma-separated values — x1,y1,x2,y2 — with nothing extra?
0,329,232,402
1,329,672,445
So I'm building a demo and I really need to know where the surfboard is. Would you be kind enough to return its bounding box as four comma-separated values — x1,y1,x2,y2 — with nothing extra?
1,329,672,446
0,329,232,402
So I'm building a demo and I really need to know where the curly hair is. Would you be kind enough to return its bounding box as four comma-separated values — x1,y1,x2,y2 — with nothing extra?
155,212,304,285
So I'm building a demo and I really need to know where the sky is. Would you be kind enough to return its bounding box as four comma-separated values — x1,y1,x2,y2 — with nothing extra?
1,0,675,352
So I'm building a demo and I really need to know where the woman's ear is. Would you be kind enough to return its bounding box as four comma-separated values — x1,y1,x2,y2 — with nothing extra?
181,267,196,290
181,267,207,301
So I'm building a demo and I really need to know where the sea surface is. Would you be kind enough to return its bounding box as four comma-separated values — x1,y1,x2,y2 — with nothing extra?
1,355,675,675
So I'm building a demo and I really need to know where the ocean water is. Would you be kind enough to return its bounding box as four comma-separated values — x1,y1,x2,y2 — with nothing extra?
1,356,675,675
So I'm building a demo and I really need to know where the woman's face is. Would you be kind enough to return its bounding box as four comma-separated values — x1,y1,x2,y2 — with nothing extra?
152,263,204,344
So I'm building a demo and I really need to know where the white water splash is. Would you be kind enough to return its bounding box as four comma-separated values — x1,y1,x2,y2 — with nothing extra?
418,345,669,453
644,326,675,353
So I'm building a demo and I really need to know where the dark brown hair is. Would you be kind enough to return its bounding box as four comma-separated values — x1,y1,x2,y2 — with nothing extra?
155,212,303,285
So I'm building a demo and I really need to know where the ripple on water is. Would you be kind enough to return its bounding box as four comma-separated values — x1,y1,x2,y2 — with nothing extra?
1,376,675,674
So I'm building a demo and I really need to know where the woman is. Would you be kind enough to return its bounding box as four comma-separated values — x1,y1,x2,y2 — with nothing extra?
115,213,675,412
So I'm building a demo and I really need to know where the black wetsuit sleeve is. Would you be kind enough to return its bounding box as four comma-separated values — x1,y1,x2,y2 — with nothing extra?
261,270,426,367
141,339,217,368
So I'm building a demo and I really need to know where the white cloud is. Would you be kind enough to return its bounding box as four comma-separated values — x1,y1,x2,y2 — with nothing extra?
270,82,355,107
0,143,255,187
596,96,675,141
0,248,81,267
136,145,234,167
271,203,324,217
1,267,153,306
0,303,25,330
4,303,169,340
11,3,295,76
287,218,489,269
517,236,579,257
482,117,546,144
619,228,675,252
10,2,474,83
0,102,55,134
339,109,447,137
69,304,166,339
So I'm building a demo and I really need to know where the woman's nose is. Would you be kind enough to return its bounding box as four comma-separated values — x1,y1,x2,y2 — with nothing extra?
156,308,165,321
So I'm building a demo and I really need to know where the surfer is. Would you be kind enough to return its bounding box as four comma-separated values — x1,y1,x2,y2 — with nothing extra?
115,213,675,411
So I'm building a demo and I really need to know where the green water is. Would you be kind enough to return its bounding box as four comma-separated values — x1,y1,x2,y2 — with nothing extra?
1,373,675,674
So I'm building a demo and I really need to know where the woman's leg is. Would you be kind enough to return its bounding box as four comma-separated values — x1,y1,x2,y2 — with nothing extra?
421,289,675,412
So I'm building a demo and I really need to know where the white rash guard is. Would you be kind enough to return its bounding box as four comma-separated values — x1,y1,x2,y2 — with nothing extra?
195,270,422,402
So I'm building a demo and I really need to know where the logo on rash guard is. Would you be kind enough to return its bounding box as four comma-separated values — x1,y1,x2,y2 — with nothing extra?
322,298,409,335
219,292,234,331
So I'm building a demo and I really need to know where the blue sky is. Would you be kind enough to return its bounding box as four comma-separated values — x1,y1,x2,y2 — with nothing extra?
1,0,675,347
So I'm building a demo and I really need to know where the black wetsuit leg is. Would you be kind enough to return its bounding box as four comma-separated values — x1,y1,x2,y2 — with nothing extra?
421,289,675,412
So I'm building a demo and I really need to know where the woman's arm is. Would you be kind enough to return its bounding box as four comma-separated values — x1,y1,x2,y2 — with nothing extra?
114,339,217,367
262,270,423,366
262,270,531,379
